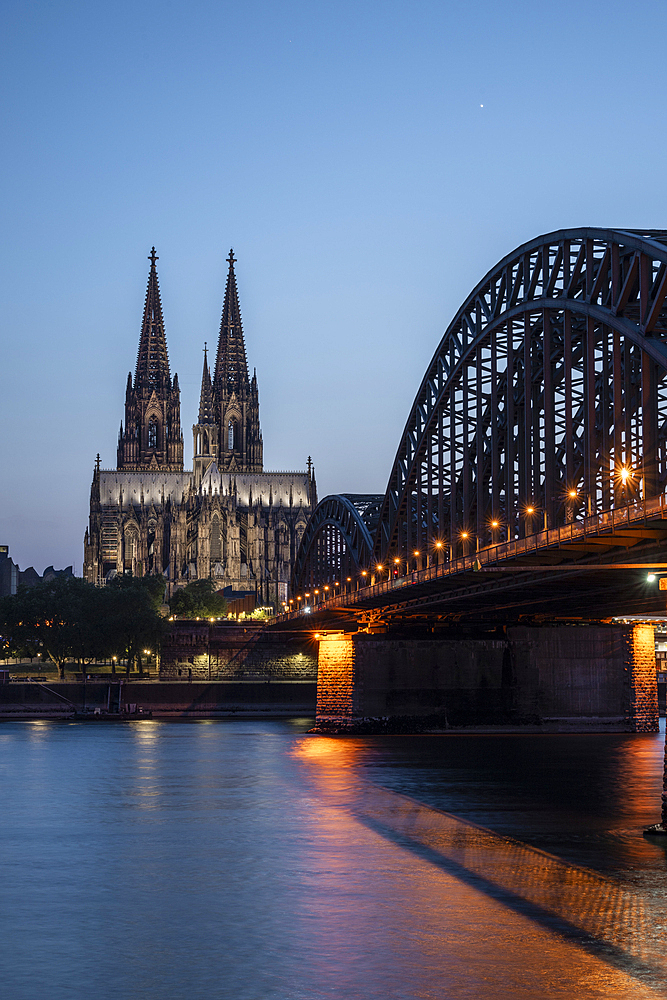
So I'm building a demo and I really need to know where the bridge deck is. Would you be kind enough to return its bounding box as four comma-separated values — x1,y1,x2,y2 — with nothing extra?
275,494,667,628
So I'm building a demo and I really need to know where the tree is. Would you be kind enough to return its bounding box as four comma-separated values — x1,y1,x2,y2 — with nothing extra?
0,577,102,678
104,575,167,675
169,579,228,619
0,574,168,679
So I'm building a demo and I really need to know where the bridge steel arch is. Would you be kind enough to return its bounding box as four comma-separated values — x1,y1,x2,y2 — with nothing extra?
291,494,382,593
373,228,667,565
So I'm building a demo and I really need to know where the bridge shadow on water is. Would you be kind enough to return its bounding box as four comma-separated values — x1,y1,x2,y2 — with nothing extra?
292,733,667,995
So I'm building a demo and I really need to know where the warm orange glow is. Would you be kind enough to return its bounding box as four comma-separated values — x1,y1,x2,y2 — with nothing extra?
435,541,443,549
377,564,383,571
394,557,400,563
525,506,535,515
491,520,499,529
414,550,420,557
362,571,367,577
460,531,469,540
568,489,577,498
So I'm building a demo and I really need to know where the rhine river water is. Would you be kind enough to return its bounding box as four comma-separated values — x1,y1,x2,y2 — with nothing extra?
2,719,667,999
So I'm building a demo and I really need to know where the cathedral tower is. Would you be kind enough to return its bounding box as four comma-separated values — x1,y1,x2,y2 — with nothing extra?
117,249,184,471
213,250,263,472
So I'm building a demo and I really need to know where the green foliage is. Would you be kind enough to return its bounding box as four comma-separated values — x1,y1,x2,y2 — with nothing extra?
247,606,273,620
169,579,228,619
0,574,167,678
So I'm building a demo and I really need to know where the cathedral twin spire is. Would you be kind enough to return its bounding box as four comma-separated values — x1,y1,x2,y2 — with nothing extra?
135,248,172,391
118,247,262,476
213,250,250,399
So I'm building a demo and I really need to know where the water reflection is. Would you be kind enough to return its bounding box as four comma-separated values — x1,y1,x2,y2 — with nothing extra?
1,720,666,999
293,735,667,989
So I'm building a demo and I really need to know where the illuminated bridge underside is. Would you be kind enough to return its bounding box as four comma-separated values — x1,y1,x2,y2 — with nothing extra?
374,228,667,564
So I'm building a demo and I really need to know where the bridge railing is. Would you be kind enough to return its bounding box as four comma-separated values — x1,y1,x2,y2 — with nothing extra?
274,493,667,622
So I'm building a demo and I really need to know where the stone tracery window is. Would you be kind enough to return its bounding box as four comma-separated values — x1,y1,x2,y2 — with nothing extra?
148,419,158,449
228,420,235,450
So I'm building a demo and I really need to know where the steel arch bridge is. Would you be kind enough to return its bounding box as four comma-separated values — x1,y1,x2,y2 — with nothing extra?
293,228,667,594
292,494,383,591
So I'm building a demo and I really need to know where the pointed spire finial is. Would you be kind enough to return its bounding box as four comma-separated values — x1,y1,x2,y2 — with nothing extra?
197,342,215,424
135,249,170,391
214,249,249,398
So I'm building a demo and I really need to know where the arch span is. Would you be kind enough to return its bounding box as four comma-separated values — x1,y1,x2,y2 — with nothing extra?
373,228,667,564
291,494,383,594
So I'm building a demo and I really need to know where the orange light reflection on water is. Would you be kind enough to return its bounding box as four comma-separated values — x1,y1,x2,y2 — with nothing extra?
290,734,667,995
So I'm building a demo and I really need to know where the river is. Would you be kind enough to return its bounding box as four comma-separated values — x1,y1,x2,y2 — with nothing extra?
2,718,667,999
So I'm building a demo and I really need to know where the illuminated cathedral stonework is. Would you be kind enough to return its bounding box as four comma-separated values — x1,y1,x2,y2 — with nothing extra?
83,250,316,606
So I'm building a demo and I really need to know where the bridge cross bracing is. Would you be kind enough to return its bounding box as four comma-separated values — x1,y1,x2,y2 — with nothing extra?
290,229,667,618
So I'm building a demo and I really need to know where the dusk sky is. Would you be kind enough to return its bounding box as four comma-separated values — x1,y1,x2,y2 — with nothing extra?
2,0,667,573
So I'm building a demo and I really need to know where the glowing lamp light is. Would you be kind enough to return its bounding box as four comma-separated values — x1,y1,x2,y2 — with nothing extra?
568,489,577,499
525,506,535,515
435,542,443,549
377,564,383,571
620,467,631,483
648,574,657,582
460,531,469,540
414,550,420,557
491,521,499,529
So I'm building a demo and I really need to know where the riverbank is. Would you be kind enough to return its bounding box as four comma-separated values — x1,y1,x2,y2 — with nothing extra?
0,680,317,719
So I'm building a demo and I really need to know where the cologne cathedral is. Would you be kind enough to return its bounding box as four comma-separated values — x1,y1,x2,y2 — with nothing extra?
83,249,316,606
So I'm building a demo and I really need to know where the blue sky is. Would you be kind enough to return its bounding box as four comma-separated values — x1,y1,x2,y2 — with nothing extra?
2,0,667,572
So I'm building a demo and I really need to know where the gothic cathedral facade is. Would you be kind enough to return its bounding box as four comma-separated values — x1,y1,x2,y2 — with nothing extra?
83,249,316,607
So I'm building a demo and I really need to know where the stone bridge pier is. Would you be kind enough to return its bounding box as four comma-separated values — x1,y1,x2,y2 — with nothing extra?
314,624,659,733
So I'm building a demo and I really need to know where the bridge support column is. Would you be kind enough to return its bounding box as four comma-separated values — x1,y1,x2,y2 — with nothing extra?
624,624,659,733
315,635,358,728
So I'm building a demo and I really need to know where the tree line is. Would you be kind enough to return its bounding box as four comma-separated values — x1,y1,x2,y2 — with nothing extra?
0,576,228,678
